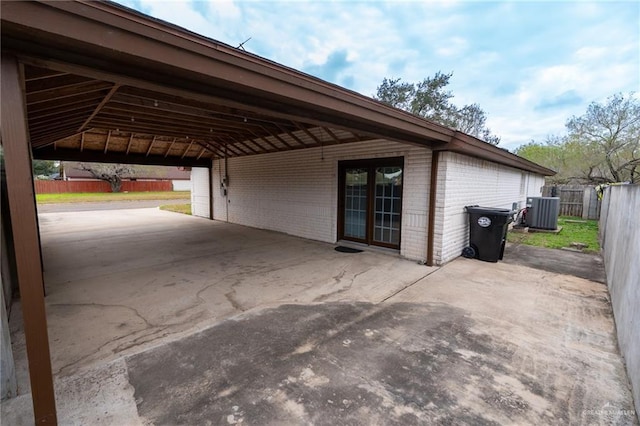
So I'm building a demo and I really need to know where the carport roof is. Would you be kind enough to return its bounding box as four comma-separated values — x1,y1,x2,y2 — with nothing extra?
1,0,555,176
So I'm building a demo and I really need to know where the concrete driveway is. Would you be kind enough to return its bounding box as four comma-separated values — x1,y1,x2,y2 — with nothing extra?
2,208,637,425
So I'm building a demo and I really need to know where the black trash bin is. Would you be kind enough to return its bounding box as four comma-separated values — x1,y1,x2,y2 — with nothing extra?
462,206,513,262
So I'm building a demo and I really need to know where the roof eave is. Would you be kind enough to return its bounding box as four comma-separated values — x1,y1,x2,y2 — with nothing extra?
434,132,556,176
1,0,453,146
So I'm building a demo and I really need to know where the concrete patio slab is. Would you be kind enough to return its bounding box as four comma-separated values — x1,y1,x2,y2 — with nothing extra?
14,208,437,383
2,208,637,425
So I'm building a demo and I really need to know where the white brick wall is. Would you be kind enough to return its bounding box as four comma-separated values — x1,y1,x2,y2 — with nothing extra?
211,140,432,261
433,152,544,264
194,144,547,265
172,179,191,191
190,167,210,218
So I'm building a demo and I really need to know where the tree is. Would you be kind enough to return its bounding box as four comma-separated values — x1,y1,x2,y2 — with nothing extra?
374,72,500,144
515,138,564,182
78,163,134,192
32,160,58,178
516,93,640,184
566,93,640,183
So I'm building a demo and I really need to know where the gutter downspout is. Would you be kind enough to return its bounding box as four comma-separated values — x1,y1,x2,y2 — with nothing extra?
208,162,214,220
426,150,440,266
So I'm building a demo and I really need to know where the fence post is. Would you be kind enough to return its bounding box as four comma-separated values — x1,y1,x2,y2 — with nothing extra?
582,187,601,220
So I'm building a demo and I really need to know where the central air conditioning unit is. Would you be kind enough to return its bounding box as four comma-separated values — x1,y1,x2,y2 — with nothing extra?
526,197,560,230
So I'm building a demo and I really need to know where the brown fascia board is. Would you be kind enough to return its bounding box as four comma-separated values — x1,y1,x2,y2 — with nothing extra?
1,0,454,146
433,132,556,176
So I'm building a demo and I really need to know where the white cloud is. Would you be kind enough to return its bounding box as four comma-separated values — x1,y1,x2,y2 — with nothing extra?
435,37,469,57
115,0,639,151
207,1,241,20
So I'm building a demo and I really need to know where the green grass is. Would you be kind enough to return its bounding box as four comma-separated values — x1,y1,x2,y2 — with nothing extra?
159,203,192,215
36,191,190,204
507,216,600,253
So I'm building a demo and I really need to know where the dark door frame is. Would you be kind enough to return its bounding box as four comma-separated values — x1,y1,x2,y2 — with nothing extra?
337,156,404,249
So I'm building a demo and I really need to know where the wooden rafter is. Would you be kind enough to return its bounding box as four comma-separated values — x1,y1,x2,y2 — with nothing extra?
89,116,237,140
181,139,194,159
263,128,294,149
26,81,114,105
323,127,341,144
31,129,81,147
125,133,135,155
24,67,67,82
26,76,97,96
80,133,85,152
196,140,225,158
164,137,176,157
247,130,279,150
145,136,157,156
276,124,307,147
78,83,121,132
103,130,111,154
245,138,267,152
228,136,259,155
31,111,88,126
114,89,295,130
29,99,104,120
295,123,323,145
106,97,278,133
196,146,207,160
29,92,106,113
212,137,243,156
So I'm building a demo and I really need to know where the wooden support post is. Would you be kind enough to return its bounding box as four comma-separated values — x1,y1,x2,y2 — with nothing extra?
1,55,57,424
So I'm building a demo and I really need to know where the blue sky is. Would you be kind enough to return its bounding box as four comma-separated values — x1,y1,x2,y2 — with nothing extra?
116,0,639,151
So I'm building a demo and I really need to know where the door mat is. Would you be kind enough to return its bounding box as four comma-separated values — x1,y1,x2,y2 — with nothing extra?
334,246,363,253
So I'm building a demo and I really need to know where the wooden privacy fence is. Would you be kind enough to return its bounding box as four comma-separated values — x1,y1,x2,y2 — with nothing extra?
34,180,173,194
542,185,601,219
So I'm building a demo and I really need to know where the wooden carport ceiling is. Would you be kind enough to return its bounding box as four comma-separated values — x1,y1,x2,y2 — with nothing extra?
4,0,556,173
26,64,374,166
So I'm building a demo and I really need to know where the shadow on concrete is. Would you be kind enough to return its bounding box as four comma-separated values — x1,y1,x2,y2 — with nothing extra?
502,243,605,284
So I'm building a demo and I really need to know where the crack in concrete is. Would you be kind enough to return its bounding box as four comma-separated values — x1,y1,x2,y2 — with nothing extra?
49,303,207,376
313,268,369,303
193,257,322,312
44,239,286,287
53,326,159,376
49,302,154,328
378,268,441,304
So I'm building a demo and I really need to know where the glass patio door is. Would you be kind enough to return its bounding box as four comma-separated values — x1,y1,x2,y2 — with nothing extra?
339,158,403,249
373,166,402,246
343,168,368,241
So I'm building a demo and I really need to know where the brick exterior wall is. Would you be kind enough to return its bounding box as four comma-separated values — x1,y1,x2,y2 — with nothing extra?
193,144,547,265
433,152,545,264
190,167,210,218
210,140,432,261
